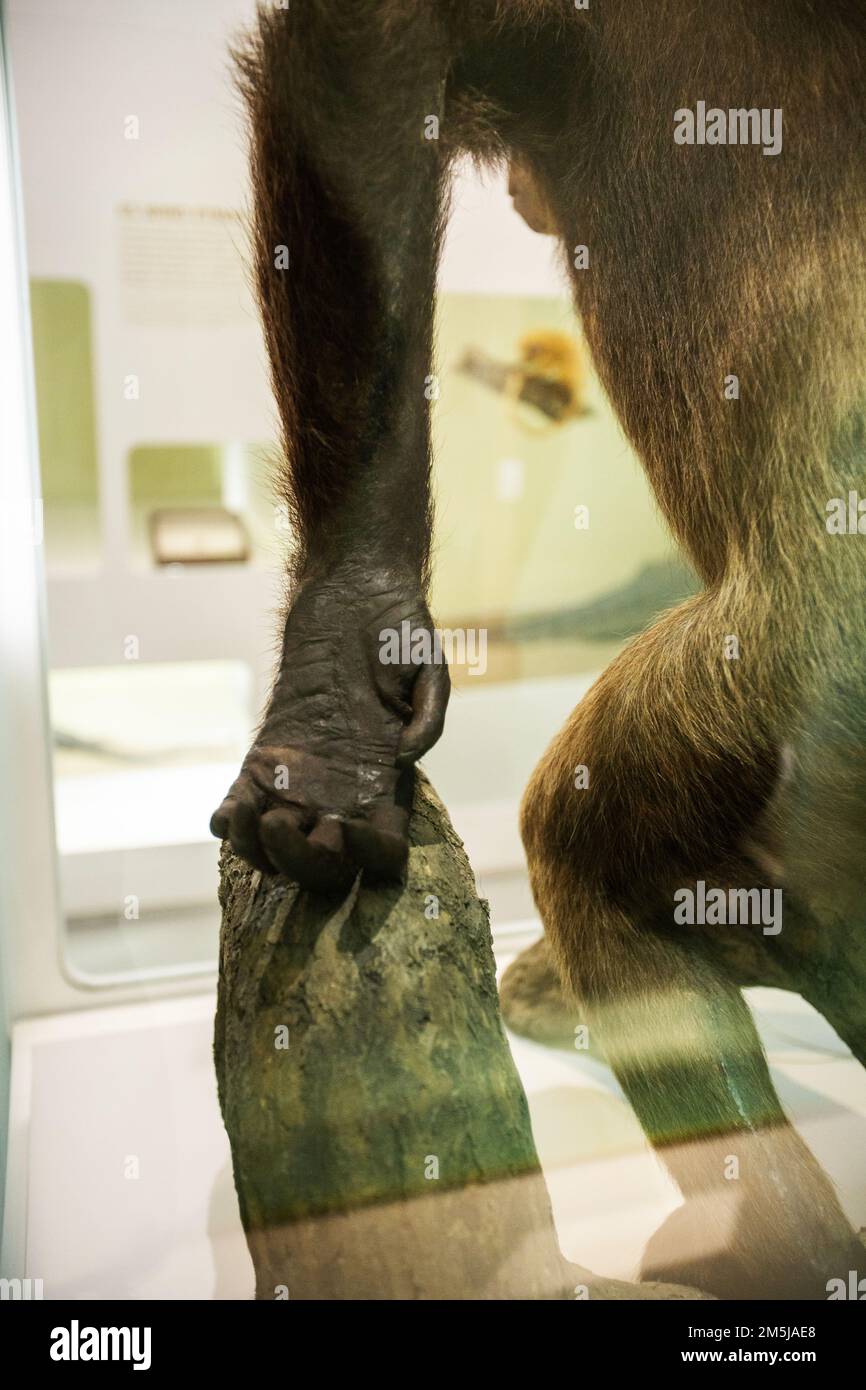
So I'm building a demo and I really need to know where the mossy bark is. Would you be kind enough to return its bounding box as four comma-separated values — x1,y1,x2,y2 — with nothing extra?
215,771,709,1301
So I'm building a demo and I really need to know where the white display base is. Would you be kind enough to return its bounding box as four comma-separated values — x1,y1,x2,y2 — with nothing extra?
3,969,865,1299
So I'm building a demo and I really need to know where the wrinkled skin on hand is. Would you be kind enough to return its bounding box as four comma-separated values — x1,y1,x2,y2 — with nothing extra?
210,566,449,893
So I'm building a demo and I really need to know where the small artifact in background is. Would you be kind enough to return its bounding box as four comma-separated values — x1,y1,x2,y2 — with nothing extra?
149,506,250,564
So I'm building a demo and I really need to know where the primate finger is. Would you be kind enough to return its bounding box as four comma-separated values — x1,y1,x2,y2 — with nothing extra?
227,799,272,874
260,809,356,894
256,805,306,878
209,777,265,841
307,815,346,856
396,660,451,766
343,817,409,881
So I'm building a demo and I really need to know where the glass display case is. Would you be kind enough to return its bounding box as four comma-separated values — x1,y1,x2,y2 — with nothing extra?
1,0,862,1316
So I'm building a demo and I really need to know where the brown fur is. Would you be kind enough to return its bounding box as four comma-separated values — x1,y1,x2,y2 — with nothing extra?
233,0,866,1298
513,1,866,1299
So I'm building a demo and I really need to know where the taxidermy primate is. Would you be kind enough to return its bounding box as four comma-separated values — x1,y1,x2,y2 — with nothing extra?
212,1,866,1298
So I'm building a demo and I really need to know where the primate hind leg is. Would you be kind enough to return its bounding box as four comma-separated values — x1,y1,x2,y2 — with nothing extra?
571,904,862,1299
520,743,863,1304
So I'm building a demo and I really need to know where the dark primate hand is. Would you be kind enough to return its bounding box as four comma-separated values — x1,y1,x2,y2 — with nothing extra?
210,564,449,892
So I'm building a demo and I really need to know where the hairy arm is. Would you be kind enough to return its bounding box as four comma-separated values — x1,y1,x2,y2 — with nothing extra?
211,2,454,889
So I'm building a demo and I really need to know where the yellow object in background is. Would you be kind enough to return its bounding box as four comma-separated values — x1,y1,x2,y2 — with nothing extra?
506,328,587,435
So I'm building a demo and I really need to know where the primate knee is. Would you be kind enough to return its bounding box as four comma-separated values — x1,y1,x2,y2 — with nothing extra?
519,737,615,987
520,742,579,883
520,719,608,888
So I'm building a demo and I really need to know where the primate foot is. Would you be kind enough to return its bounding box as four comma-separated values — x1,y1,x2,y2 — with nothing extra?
500,937,603,1053
641,1196,865,1301
210,567,449,892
